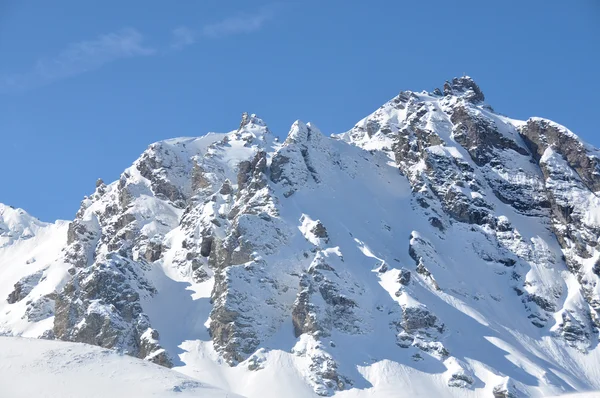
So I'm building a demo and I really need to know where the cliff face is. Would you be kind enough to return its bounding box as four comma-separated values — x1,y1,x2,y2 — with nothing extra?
2,80,600,397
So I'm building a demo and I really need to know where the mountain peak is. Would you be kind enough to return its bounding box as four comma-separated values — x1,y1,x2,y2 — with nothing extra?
238,112,267,131
443,75,485,103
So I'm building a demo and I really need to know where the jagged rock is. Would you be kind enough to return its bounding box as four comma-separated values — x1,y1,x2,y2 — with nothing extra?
139,328,173,367
398,269,411,286
143,240,162,262
219,179,233,195
311,222,328,241
191,162,211,191
292,277,319,337
492,380,519,398
520,118,600,191
270,121,322,196
237,151,267,192
53,254,168,366
309,354,348,396
443,76,485,103
409,232,441,289
238,112,250,130
448,373,474,388
292,249,363,339
451,106,528,166
554,310,592,351
401,306,442,333
200,236,213,257
527,294,556,312
136,146,185,204
7,271,43,304
246,349,267,371
23,295,55,322
429,216,444,231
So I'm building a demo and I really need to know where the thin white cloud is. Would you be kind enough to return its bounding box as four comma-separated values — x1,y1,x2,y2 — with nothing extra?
170,5,277,49
170,26,197,50
2,7,278,92
1,28,155,93
202,7,276,38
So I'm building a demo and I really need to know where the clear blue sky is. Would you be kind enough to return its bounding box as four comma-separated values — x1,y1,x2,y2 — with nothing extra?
1,0,599,222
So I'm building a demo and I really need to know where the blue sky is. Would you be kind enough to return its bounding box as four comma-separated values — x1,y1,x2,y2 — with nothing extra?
1,0,599,222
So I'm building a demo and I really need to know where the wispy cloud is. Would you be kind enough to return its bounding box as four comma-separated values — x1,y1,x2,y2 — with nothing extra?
1,28,155,93
2,6,278,93
202,6,276,38
171,26,197,50
170,5,277,50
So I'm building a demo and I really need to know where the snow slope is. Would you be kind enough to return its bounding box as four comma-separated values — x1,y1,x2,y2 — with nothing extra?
0,336,238,398
0,204,69,337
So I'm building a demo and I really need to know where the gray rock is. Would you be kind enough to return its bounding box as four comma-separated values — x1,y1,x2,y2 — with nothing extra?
451,105,528,167
24,295,55,322
397,269,411,286
191,162,211,191
53,255,170,367
310,221,330,244
520,118,600,191
443,76,485,103
219,180,233,195
492,382,518,398
7,270,44,304
448,373,474,388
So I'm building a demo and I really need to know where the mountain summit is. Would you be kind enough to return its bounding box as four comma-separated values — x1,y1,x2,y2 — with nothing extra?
2,78,600,397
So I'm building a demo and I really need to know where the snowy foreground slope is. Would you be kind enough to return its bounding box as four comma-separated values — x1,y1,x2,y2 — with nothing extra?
0,337,237,398
2,78,600,397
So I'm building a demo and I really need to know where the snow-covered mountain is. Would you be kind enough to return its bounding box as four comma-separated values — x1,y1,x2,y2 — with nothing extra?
2,77,600,397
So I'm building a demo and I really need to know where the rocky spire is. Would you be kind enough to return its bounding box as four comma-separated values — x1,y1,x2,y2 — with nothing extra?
443,76,485,103
238,112,267,131
238,112,250,131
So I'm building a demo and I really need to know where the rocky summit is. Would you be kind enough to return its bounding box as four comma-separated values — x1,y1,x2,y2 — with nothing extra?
2,78,600,397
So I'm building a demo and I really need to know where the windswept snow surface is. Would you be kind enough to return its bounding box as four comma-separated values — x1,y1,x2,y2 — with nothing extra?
0,337,238,398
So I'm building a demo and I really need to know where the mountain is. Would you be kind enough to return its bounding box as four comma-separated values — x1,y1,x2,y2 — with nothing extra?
2,77,600,397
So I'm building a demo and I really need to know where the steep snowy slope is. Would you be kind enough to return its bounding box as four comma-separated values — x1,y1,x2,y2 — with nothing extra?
0,204,69,337
0,336,238,398
2,79,600,398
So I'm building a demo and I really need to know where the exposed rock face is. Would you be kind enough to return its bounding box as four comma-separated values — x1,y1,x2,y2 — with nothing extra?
270,121,324,197
6,271,43,304
492,380,520,398
518,118,600,340
49,134,224,367
310,222,329,243
3,81,600,397
292,248,363,338
208,163,291,363
520,118,600,191
443,76,485,103
450,105,528,166
136,144,186,206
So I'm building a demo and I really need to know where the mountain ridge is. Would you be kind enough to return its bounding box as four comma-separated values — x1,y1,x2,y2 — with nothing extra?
2,77,600,397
